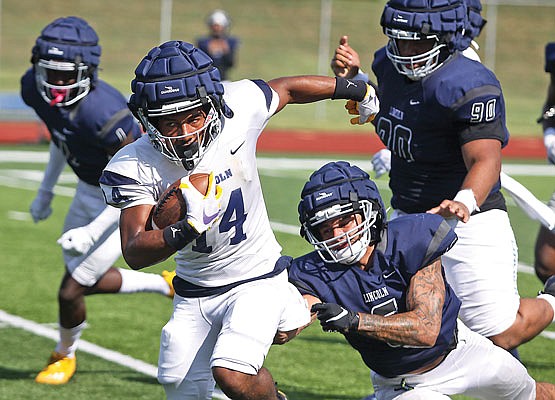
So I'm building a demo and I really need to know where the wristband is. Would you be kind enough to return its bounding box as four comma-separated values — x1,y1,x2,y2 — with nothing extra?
163,220,200,250
453,189,480,214
332,77,367,101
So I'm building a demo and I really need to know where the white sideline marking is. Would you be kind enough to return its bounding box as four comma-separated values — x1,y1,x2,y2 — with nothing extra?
0,150,553,176
0,310,230,399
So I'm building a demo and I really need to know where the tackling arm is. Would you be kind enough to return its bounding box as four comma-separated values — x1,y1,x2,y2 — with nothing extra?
273,293,320,345
427,138,502,222
356,258,445,347
309,259,445,347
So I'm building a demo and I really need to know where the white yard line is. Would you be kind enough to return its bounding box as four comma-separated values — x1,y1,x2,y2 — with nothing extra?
0,150,554,176
0,310,230,399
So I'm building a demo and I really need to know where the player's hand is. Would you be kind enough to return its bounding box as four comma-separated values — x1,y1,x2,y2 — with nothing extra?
310,303,359,333
371,149,392,178
30,188,54,223
57,226,96,256
345,84,379,125
331,36,361,79
180,172,223,234
427,199,470,223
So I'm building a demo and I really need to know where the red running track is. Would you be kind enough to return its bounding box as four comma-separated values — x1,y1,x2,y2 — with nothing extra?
0,121,547,159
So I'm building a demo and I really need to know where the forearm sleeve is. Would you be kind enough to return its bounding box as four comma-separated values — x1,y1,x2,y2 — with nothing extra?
40,141,66,192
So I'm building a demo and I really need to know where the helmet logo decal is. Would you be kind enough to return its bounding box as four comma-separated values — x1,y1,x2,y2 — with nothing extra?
160,86,180,95
47,46,64,56
393,15,408,24
316,191,333,201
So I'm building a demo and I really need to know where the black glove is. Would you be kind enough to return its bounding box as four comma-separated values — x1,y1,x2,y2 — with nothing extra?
311,303,359,333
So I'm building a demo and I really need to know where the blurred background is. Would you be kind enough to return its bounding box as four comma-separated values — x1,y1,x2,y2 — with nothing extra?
0,0,554,134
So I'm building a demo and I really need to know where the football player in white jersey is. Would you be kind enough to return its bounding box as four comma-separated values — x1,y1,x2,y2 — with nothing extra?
99,40,379,400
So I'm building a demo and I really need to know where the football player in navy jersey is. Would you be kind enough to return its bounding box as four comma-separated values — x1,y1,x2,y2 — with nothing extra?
196,9,239,81
329,0,555,355
99,40,379,400
21,16,176,385
286,161,555,399
535,42,555,283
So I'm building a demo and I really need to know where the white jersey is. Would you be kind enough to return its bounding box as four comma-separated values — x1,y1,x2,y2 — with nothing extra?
101,79,282,287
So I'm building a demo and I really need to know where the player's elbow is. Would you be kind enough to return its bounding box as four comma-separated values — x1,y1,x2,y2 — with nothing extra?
122,248,164,270
123,254,146,270
417,324,441,348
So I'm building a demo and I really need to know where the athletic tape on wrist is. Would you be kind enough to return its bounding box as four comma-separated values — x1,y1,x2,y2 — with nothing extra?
538,293,555,323
163,220,200,250
332,77,367,101
453,189,479,214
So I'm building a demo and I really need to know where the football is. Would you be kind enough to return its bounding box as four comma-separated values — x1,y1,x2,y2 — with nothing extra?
151,173,210,229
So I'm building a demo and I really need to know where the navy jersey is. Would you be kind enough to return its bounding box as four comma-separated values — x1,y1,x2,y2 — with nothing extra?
196,36,239,81
289,213,460,378
371,49,508,213
20,68,142,186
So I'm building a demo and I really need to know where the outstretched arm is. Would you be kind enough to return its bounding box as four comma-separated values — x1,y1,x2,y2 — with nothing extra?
312,259,445,348
267,75,378,123
357,258,445,347
268,75,339,113
273,293,320,344
427,138,502,223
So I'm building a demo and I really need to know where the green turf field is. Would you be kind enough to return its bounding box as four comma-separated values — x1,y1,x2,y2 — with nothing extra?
1,0,554,135
0,146,554,399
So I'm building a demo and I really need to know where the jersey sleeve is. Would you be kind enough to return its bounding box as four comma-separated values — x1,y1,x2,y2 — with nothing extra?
20,69,36,107
99,140,157,210
222,79,278,142
288,254,331,300
436,60,508,147
79,82,141,150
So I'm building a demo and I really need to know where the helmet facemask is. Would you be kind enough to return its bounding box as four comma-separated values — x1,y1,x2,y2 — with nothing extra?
385,28,449,81
304,199,380,265
137,95,222,170
129,41,233,170
35,59,92,106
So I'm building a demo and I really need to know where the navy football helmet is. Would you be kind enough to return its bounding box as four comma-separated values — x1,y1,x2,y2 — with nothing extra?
381,0,467,80
298,161,386,264
128,40,233,170
32,16,101,106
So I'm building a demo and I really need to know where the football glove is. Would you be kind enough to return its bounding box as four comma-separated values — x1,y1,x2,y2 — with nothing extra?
30,188,54,223
345,84,379,125
57,226,96,256
180,172,223,235
544,127,555,165
371,149,392,178
56,206,119,256
311,303,359,333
